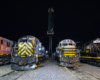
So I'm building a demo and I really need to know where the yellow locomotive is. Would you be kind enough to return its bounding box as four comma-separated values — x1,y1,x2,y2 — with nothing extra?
55,39,80,67
11,35,43,70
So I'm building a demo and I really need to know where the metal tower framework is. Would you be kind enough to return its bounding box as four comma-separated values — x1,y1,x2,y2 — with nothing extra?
47,8,54,57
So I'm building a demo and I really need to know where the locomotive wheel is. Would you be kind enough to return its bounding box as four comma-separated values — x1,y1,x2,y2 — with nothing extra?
81,58,86,63
82,59,86,63
91,62,94,65
87,60,91,64
59,63,61,66
0,62,4,65
93,62,97,66
5,61,10,64
96,63,100,67
80,58,83,62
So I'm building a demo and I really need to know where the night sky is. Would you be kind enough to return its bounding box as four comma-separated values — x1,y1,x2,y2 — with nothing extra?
1,1,100,52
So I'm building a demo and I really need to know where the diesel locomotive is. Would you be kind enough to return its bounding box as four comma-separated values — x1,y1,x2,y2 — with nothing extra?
80,38,100,66
11,35,42,70
0,37,15,65
55,39,80,67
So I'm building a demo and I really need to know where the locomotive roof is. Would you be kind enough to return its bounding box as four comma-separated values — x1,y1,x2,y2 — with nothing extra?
0,36,12,42
84,38,100,45
18,35,40,42
59,39,76,44
93,38,100,43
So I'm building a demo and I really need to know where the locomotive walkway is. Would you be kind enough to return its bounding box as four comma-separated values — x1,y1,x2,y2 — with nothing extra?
0,59,100,80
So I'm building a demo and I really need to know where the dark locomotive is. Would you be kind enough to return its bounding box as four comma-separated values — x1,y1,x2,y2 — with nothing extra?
79,38,100,66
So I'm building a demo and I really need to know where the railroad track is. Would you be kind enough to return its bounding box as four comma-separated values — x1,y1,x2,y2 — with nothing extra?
0,60,45,80
67,67,100,80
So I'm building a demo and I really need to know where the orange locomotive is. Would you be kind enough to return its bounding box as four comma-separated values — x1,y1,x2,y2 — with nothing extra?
0,37,12,65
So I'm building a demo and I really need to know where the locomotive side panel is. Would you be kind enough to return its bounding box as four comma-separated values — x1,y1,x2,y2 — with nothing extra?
0,37,12,64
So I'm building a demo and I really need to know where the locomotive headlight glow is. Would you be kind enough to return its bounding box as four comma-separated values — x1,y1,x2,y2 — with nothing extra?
39,48,41,50
29,54,31,56
15,54,17,56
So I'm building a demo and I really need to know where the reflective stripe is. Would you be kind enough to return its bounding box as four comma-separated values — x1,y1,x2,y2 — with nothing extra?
59,47,75,49
35,55,43,57
81,56,100,59
35,55,38,57
63,52,75,53
21,56,25,57
0,54,3,55
18,42,33,55
21,50,29,55
63,54,75,55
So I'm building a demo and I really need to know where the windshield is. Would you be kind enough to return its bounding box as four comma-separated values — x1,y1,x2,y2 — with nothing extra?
69,43,75,46
62,43,75,46
63,43,68,46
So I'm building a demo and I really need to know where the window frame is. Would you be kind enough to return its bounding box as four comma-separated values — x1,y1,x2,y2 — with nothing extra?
63,43,68,46
1,40,3,44
7,42,10,47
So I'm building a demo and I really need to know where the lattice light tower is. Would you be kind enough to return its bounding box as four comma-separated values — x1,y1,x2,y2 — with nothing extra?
47,8,54,57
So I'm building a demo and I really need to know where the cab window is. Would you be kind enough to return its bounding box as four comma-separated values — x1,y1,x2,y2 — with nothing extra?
69,43,72,45
1,40,3,44
63,43,68,46
22,40,27,42
7,42,10,47
72,44,75,46
60,43,61,47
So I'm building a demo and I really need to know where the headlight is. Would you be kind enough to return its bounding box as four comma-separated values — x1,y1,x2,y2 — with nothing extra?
15,54,17,56
29,54,31,56
39,48,41,50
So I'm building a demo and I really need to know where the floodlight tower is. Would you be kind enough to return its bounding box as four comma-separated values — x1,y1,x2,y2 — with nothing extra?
47,8,54,57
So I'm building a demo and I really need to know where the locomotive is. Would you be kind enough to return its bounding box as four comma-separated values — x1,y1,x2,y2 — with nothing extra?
55,39,80,67
38,42,45,61
0,37,15,65
80,38,100,66
11,35,42,70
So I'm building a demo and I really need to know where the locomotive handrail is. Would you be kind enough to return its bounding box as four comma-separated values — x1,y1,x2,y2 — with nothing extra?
61,49,80,57
97,46,100,51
